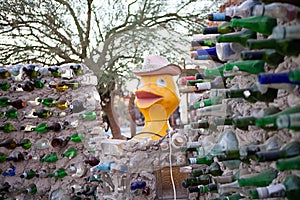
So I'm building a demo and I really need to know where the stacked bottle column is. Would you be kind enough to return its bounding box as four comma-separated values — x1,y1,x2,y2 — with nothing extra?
182,0,300,199
0,63,106,199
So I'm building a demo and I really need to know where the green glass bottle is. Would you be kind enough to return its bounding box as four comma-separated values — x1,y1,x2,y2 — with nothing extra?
204,60,266,78
0,123,14,133
247,38,300,56
203,22,235,34
33,79,44,88
23,183,37,195
0,109,18,118
61,81,80,89
23,65,39,79
0,138,17,149
31,123,49,133
68,133,83,143
20,169,37,179
0,97,11,107
40,152,58,163
48,66,61,77
276,155,300,171
192,162,223,177
37,97,57,107
230,16,277,35
194,96,223,109
186,79,209,86
17,139,32,150
216,29,257,47
276,113,300,131
182,174,212,188
33,109,53,118
256,141,300,162
188,183,218,193
79,110,97,120
188,155,214,166
191,40,216,47
249,175,300,200
0,152,7,162
61,147,77,159
48,168,67,178
255,105,300,130
289,69,300,82
241,49,284,67
238,168,278,187
0,69,10,79
0,81,10,91
70,64,83,75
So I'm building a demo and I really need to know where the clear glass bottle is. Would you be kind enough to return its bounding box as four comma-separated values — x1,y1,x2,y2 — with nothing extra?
225,0,261,18
276,113,300,131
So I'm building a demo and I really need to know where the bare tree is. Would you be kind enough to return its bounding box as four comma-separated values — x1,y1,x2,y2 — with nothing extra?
0,0,224,139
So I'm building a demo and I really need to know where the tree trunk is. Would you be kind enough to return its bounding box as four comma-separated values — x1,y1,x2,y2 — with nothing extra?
101,96,127,140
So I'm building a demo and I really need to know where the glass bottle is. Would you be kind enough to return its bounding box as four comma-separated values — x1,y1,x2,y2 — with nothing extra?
20,169,37,179
191,162,224,177
54,100,69,110
0,138,17,149
48,168,67,178
68,133,83,143
61,147,77,159
276,155,300,171
186,79,210,86
70,64,83,75
182,174,212,188
241,49,284,66
188,156,214,166
23,183,37,195
48,66,61,77
0,108,18,118
211,193,245,200
130,180,147,190
196,104,232,117
289,69,300,82
33,79,44,88
0,68,10,79
0,97,10,107
230,16,277,35
204,60,266,78
216,29,257,47
6,151,24,162
51,136,70,148
17,81,35,92
237,168,278,187
276,113,300,131
193,96,223,109
225,0,261,18
8,65,23,82
188,183,218,193
0,152,7,162
79,110,97,120
94,161,114,173
192,34,218,42
249,174,300,199
0,123,14,133
0,182,11,193
0,81,10,91
259,71,297,83
252,3,300,22
217,42,245,62
33,109,53,118
17,138,32,150
195,76,226,91
23,64,39,79
255,105,300,130
34,138,50,150
247,38,300,56
203,22,235,34
37,97,57,107
84,155,100,166
191,40,216,47
272,25,300,40
207,13,232,22
50,83,69,92
210,84,278,103
255,141,300,162
213,169,250,184
9,99,26,109
68,162,86,178
40,152,58,163
2,165,16,176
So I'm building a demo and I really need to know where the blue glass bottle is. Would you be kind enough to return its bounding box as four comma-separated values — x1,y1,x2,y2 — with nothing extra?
258,72,300,85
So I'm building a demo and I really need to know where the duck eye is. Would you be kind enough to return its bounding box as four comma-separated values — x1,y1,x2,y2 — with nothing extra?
156,78,166,88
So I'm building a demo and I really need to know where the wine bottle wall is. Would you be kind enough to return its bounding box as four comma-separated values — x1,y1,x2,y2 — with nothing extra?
0,63,106,199
183,0,300,199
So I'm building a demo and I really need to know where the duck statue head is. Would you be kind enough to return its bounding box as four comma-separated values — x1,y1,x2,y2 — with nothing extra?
132,55,182,141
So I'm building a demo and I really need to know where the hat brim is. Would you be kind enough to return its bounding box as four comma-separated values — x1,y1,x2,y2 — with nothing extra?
133,64,182,76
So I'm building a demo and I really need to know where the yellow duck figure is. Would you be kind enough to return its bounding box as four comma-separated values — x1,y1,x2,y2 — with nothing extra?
132,55,182,141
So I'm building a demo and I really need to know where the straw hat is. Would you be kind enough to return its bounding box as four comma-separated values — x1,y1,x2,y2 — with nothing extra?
132,55,182,76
